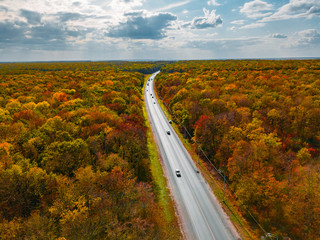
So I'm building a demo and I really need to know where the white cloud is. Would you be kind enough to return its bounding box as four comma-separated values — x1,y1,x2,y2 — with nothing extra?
207,32,218,37
155,0,190,12
191,8,223,29
0,0,153,50
280,29,320,50
1,0,144,25
270,33,287,39
207,0,221,6
296,29,320,46
261,0,320,22
240,0,273,19
186,37,265,59
231,20,245,25
239,22,265,29
110,0,144,11
107,11,177,39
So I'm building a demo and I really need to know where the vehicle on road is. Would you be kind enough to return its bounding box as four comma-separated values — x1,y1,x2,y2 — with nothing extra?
169,120,172,124
145,71,239,240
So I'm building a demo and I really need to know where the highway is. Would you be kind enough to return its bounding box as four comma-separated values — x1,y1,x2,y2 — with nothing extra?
145,71,240,240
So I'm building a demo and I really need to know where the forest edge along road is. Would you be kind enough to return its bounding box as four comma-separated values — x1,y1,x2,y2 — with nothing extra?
144,71,240,240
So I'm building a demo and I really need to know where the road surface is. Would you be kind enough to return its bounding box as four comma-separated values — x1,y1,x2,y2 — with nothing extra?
145,71,240,240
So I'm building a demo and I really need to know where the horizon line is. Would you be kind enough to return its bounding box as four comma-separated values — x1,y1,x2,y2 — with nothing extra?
1,57,320,64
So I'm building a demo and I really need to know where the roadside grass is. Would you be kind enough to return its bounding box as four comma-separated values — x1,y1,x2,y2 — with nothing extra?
153,81,258,240
142,74,182,239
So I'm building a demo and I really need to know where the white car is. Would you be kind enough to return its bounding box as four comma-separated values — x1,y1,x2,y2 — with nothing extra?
175,169,181,177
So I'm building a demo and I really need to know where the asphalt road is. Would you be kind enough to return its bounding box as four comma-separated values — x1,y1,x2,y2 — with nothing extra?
145,71,240,240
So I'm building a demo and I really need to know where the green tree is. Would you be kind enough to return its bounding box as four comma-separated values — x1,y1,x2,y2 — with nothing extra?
41,139,91,176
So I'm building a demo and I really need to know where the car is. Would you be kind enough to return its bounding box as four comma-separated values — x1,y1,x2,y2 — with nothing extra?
166,130,170,135
154,102,156,104
169,120,172,124
147,83,149,86
175,169,181,177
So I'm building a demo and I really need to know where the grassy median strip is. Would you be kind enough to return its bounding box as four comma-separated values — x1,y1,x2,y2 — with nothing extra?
142,74,182,239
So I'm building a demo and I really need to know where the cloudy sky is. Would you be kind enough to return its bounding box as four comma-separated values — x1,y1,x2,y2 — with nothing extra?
0,0,319,61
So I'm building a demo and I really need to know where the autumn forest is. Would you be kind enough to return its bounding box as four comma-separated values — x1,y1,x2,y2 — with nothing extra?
0,60,320,239
156,60,320,239
0,62,173,239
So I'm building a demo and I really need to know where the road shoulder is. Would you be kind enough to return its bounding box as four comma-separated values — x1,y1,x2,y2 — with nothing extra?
142,74,183,239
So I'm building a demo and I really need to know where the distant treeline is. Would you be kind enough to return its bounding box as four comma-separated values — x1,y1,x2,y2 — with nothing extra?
0,61,175,75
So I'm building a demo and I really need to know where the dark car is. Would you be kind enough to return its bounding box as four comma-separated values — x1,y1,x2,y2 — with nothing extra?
166,130,171,135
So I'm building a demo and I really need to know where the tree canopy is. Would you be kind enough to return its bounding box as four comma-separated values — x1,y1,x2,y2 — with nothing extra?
156,59,320,239
0,61,171,239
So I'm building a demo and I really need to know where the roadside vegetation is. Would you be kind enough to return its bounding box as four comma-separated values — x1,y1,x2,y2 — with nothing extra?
142,75,182,239
155,95,256,239
155,59,320,240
